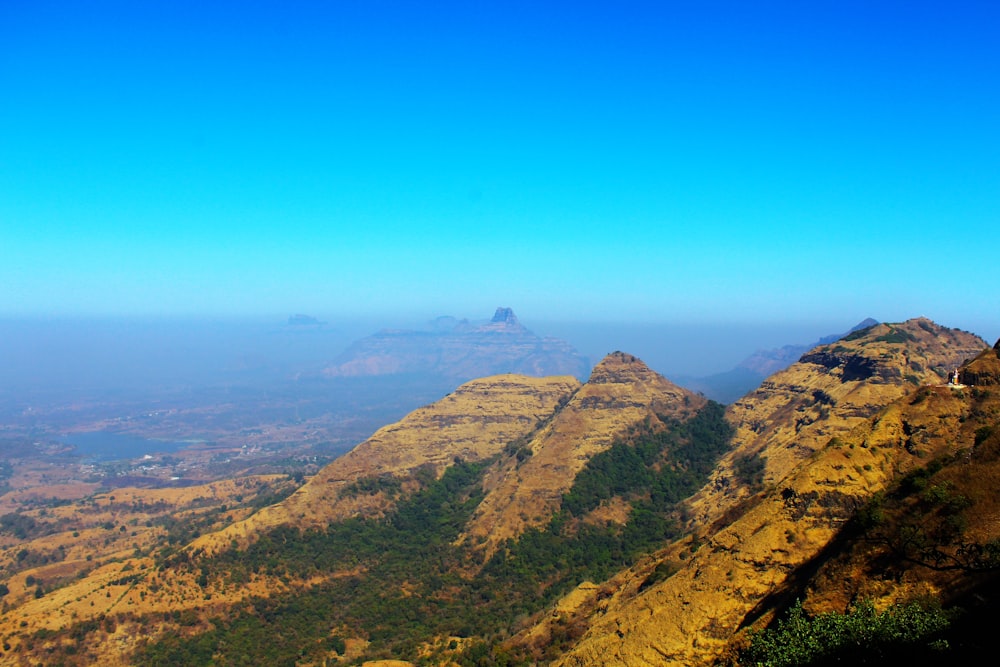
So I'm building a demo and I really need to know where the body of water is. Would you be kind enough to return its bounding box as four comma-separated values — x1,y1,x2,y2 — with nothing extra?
59,431,191,462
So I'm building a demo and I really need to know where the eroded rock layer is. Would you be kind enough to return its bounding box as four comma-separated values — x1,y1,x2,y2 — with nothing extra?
686,318,985,531
463,352,704,557
193,374,580,552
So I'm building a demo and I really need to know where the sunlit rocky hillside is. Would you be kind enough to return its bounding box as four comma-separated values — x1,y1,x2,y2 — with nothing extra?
0,318,996,666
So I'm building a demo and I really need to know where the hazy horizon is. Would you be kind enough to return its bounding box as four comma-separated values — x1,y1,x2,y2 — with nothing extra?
1,311,994,405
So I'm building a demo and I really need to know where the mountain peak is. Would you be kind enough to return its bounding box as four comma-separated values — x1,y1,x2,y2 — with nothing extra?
588,351,657,384
490,306,519,325
849,316,879,333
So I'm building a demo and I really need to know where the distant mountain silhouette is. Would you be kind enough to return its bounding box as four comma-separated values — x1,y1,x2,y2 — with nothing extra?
322,307,591,381
6,318,994,667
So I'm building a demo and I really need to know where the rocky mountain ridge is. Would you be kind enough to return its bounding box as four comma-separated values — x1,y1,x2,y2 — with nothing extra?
551,381,987,665
686,317,986,532
538,319,991,665
678,318,879,403
1,318,996,666
191,373,581,553
959,338,1000,386
463,352,704,557
0,350,700,664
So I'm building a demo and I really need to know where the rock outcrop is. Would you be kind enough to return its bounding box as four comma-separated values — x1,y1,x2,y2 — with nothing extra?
191,374,580,552
490,307,519,325
959,338,1000,386
740,317,879,378
546,320,989,666
555,385,983,666
679,318,879,404
463,352,705,557
686,318,986,531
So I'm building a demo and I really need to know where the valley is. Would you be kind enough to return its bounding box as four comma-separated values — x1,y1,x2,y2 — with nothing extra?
0,318,996,666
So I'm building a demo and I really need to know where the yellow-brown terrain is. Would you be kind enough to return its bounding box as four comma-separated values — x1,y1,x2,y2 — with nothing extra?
688,318,984,530
1,322,996,666
0,373,583,664
0,474,301,663
463,352,704,556
543,323,994,666
960,337,1000,386
797,379,1000,617
190,373,580,553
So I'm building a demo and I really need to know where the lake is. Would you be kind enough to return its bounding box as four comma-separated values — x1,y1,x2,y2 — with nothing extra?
59,431,191,462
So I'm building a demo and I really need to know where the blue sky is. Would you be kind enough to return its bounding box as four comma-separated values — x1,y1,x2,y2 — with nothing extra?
2,1,997,340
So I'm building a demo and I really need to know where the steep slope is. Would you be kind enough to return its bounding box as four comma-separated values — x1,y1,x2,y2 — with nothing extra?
0,374,580,664
686,318,986,531
547,324,991,666
0,353,709,665
959,338,1000,386
678,318,878,403
462,352,705,557
797,380,1000,617
323,307,590,381
738,318,879,378
192,373,580,552
5,324,990,666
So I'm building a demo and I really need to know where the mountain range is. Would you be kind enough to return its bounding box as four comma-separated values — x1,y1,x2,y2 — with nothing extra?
322,307,591,382
0,317,996,665
676,317,879,403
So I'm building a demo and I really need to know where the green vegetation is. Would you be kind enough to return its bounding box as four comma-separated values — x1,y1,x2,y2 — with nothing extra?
733,452,766,491
741,599,951,666
562,402,733,517
843,324,878,341
133,402,734,665
874,328,917,344
857,450,1000,573
0,513,41,539
140,460,490,664
340,473,404,498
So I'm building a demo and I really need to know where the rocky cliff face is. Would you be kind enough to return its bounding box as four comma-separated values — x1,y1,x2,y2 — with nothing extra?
737,318,879,378
795,384,1000,620
680,318,879,403
685,318,986,532
554,385,985,666
190,374,580,552
490,307,519,326
545,321,991,666
463,352,705,557
6,319,993,666
322,308,591,381
959,339,1000,386
201,351,698,559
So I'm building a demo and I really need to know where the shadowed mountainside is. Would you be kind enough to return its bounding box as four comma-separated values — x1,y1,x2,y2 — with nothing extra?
677,318,879,403
542,320,992,666
687,318,986,532
462,352,705,557
1,320,996,666
190,373,581,553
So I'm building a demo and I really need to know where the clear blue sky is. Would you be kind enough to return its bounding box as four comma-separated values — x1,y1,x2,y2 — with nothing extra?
2,1,997,340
